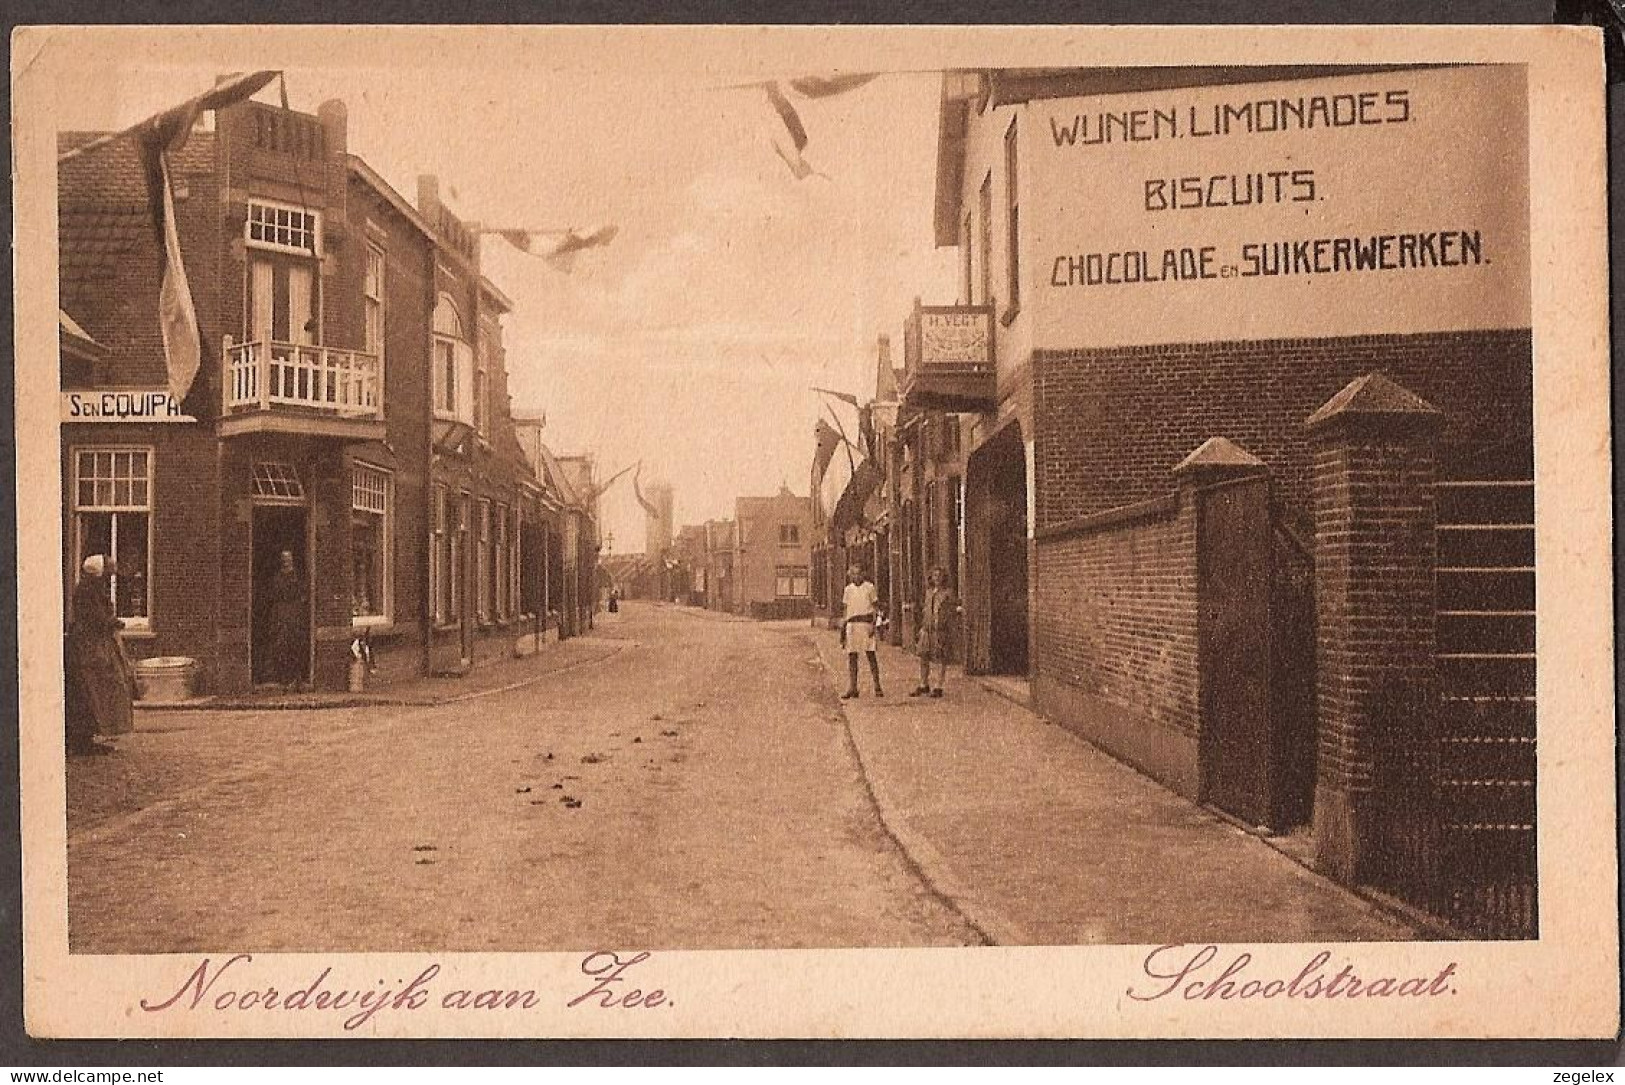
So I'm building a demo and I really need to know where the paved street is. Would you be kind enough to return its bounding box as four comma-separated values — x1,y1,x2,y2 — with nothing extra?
67,602,1410,953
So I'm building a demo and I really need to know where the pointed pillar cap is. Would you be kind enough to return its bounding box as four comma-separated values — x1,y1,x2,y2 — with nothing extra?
1306,372,1443,435
1172,436,1269,482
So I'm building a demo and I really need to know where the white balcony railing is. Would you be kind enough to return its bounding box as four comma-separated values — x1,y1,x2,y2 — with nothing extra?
225,338,383,418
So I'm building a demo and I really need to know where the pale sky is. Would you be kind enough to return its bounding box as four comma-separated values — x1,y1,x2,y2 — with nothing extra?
56,43,958,554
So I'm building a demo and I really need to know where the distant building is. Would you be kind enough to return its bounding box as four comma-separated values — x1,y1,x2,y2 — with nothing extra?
734,486,813,620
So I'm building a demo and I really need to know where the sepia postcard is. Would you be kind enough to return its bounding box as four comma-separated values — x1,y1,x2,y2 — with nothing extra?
10,22,1617,1040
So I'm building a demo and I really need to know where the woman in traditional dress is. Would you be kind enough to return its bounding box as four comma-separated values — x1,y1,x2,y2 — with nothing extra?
264,550,307,691
65,554,134,754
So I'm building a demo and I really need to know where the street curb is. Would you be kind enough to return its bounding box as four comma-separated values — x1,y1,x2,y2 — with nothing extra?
132,641,634,713
808,634,1023,947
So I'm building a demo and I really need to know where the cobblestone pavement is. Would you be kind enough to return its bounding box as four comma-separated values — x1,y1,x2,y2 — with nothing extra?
66,601,1410,953
66,603,979,952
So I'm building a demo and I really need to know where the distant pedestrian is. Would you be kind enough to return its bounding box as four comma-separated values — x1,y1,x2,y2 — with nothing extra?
911,566,959,699
262,550,307,691
64,554,134,755
840,563,883,699
608,587,620,614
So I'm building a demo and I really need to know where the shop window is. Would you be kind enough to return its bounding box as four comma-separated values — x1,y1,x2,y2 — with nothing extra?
351,464,392,625
73,448,152,627
431,485,450,624
776,565,810,598
451,493,470,622
495,503,512,619
477,498,493,623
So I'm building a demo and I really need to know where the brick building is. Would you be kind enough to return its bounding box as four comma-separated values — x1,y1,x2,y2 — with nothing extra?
906,64,1535,935
59,92,584,695
732,487,813,619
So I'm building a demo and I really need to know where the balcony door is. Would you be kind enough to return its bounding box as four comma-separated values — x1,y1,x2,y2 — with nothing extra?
248,256,319,346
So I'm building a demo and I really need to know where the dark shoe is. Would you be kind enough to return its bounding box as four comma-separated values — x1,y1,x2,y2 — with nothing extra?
841,690,859,700
930,689,944,698
873,688,884,697
910,686,928,697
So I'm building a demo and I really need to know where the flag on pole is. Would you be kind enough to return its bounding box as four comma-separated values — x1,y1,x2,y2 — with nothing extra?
134,70,281,404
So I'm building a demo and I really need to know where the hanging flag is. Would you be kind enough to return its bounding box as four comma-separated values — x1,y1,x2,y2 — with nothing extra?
858,404,876,463
133,70,280,404
495,225,619,273
632,463,660,519
811,418,842,494
811,386,861,409
764,82,828,181
788,73,879,98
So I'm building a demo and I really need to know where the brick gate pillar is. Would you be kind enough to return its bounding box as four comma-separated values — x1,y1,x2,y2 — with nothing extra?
1305,373,1443,885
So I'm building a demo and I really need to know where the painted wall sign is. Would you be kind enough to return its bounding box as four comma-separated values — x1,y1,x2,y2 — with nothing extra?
1024,65,1531,349
61,390,197,423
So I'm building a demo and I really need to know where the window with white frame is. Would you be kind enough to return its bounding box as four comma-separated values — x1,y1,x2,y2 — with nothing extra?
775,565,810,599
432,485,450,624
476,498,492,622
432,295,475,425
474,340,490,437
246,200,321,256
351,464,392,624
1004,116,1021,315
494,502,510,619
451,492,470,622
73,448,153,626
509,507,523,616
363,243,385,359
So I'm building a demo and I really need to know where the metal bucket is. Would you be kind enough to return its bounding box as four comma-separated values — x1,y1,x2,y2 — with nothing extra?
133,656,199,702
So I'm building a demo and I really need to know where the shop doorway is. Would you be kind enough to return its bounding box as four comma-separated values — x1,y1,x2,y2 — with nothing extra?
966,423,1029,676
251,504,311,688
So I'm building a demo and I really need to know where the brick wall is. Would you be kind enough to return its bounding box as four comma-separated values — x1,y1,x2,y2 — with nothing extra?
1032,494,1201,794
1032,329,1531,526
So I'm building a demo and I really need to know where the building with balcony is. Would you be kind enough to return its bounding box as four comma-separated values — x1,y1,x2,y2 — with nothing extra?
59,92,568,695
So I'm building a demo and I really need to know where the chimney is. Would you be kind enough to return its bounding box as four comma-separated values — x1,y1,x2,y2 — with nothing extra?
417,174,441,219
316,99,348,157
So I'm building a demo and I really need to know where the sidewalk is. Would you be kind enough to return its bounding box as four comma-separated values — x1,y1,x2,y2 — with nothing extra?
810,630,1415,946
139,634,631,711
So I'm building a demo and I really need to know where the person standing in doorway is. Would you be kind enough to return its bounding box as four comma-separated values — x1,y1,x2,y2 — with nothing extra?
840,563,883,699
64,554,134,755
912,566,959,699
264,549,307,692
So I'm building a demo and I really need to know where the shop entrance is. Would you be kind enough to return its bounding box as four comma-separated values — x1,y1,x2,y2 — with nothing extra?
966,423,1029,676
251,503,311,688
